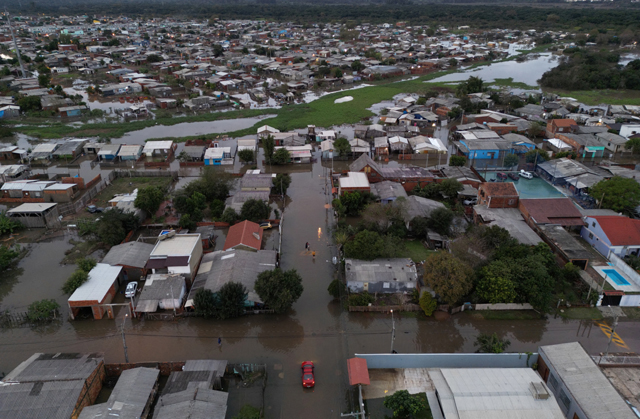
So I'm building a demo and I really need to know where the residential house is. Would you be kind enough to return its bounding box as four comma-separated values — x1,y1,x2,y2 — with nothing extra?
595,132,629,154
186,250,278,309
402,196,446,228
581,215,640,258
349,139,370,156
276,144,313,163
374,137,389,156
518,198,584,229
237,138,257,154
97,144,121,161
68,263,125,320
117,145,143,161
142,140,175,158
134,274,186,314
0,165,29,182
0,353,106,419
43,183,77,203
223,220,263,251
554,133,605,159
1,180,56,201
101,241,154,280
338,172,371,196
345,258,418,293
145,233,203,282
7,203,60,228
473,206,542,246
370,181,408,204
52,140,86,160
546,118,578,137
537,342,636,419
536,158,592,185
349,154,434,191
538,224,591,269
58,105,88,117
477,182,519,208
257,124,280,139
29,142,59,164
204,147,233,165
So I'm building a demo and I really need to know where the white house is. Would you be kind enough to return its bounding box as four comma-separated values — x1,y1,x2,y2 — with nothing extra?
580,215,640,257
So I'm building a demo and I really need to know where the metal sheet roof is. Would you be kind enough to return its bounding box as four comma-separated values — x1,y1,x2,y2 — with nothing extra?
7,203,57,214
347,358,370,386
68,263,123,303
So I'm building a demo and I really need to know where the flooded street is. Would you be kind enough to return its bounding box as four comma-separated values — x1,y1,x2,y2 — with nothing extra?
1,150,639,417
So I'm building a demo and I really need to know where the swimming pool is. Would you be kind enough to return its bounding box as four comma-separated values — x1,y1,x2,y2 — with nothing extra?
603,269,631,286
480,171,564,199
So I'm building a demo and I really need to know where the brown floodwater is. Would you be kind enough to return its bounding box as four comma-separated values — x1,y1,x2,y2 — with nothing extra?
1,148,639,418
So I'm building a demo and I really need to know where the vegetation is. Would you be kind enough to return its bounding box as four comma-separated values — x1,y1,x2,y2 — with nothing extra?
328,278,345,300
62,270,89,295
238,149,255,163
503,153,519,168
419,293,438,317
26,299,60,322
272,147,290,165
221,207,239,224
474,332,511,353
423,252,474,306
183,168,231,202
78,209,140,247
348,291,375,306
0,213,23,236
590,176,640,214
525,149,549,163
240,199,271,222
334,137,351,156
0,245,21,271
77,257,97,273
343,230,405,260
383,390,426,419
332,191,375,217
449,155,466,167
272,173,291,195
427,207,455,236
194,289,218,318
217,282,248,320
255,268,304,313
232,405,261,419
134,186,165,217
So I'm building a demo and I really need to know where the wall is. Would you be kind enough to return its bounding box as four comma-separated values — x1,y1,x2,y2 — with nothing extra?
71,360,106,419
474,303,533,310
538,352,586,419
356,353,538,369
580,218,612,257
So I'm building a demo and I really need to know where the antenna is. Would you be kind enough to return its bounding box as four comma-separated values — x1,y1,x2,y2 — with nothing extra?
5,9,27,79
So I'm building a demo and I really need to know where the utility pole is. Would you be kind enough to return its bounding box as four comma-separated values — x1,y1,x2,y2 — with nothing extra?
601,309,619,364
6,10,26,79
390,309,396,354
170,285,176,316
120,314,129,363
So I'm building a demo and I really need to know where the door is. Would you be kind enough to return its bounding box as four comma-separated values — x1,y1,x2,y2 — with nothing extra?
602,293,622,306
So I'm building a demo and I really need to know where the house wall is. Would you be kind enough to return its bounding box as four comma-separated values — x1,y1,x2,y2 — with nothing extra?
580,217,614,257
339,186,371,196
357,353,537,369
44,189,74,203
537,352,587,419
71,360,106,419
188,243,204,278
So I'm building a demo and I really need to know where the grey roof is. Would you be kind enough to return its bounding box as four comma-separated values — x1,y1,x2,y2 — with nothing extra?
187,250,277,305
226,190,270,213
537,224,592,261
138,274,185,301
473,206,542,246
349,153,381,173
370,181,408,201
155,388,227,419
345,258,418,293
403,195,446,223
241,173,274,189
101,241,154,269
182,145,206,158
0,353,104,419
539,342,636,419
538,158,592,179
52,141,86,156
78,367,159,419
596,131,627,145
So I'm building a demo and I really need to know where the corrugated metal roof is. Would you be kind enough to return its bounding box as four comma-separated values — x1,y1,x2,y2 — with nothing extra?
68,263,123,303
102,241,154,269
347,358,370,386
7,203,57,214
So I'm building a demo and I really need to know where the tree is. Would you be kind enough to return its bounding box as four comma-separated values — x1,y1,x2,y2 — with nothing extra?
0,212,24,235
480,225,516,250
38,73,50,88
146,54,162,63
17,95,42,112
272,173,291,195
221,207,238,224
419,292,438,316
79,208,140,247
409,216,429,239
438,178,464,200
327,278,345,299
525,149,549,163
427,207,454,236
62,270,89,295
184,168,231,202
590,176,640,214
263,135,275,164
476,267,517,304
240,199,270,222
134,186,165,217
232,405,261,419
503,153,519,168
456,76,484,97
383,390,426,418
625,137,640,154
179,214,195,230
255,268,304,313
194,289,218,318
217,282,247,319
527,122,545,138
332,191,374,216
77,257,96,273
210,199,225,219
351,60,364,72
238,148,255,163
272,148,290,165
448,58,458,67
26,299,60,322
475,332,511,353
423,252,473,306
344,230,385,260
449,155,466,167
333,137,351,156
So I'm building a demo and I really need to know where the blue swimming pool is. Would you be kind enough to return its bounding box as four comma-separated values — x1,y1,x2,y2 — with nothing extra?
481,171,564,199
603,269,631,286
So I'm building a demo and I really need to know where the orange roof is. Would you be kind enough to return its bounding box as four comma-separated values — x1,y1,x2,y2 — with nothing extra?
552,119,577,127
480,182,519,197
347,358,370,386
592,216,640,246
223,220,263,251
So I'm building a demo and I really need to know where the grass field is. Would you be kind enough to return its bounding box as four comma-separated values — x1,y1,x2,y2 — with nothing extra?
402,240,434,263
543,88,640,106
89,176,173,208
558,307,603,320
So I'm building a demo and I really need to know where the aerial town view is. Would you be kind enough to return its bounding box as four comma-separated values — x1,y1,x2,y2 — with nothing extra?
2,1,640,418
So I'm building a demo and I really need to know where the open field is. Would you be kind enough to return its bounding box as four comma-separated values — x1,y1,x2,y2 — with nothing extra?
89,176,173,208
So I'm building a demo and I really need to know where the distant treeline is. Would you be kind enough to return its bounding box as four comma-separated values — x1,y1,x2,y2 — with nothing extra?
539,50,640,90
5,2,640,32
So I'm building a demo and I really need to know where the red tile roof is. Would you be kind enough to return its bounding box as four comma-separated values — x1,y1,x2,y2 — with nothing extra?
223,220,263,251
480,182,519,197
552,119,577,128
519,198,584,225
592,216,640,246
347,358,370,386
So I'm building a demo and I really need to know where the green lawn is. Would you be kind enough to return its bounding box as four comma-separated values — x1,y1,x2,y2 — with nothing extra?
558,307,603,320
543,88,640,106
402,240,434,263
490,78,538,90
90,176,173,209
621,307,640,319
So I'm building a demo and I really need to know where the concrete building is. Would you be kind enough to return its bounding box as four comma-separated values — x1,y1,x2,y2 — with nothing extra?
345,258,418,293
0,353,105,419
135,273,186,314
473,206,543,246
581,215,640,258
101,241,154,280
146,233,203,282
370,181,408,204
68,263,125,320
538,224,591,270
477,182,519,208
537,342,636,419
518,198,584,229
338,172,371,196
224,220,263,251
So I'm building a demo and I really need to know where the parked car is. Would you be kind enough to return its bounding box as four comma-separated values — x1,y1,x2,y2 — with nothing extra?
125,282,138,298
301,361,315,388
259,222,272,230
463,197,478,206
86,205,104,213
508,173,519,181
497,172,507,180
519,170,533,179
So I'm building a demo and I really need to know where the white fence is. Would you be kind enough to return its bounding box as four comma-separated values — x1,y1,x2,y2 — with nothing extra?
474,303,534,311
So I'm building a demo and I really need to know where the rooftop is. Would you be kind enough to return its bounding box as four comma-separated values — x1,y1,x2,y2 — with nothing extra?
68,263,123,303
345,258,417,293
339,172,370,189
519,198,584,226
224,220,263,251
150,233,201,258
101,241,154,269
591,215,640,246
480,182,519,197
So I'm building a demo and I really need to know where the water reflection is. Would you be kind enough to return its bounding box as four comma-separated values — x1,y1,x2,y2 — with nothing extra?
257,314,305,353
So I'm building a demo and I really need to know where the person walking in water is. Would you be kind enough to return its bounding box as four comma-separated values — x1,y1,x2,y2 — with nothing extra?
218,337,222,347
305,242,309,251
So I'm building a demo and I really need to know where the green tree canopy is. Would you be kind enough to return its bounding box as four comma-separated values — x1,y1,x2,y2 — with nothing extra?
26,299,60,322
477,263,518,304
383,390,426,418
134,186,165,217
449,155,467,167
183,169,231,202
344,230,385,260
456,76,484,97
194,289,218,318
590,176,640,214
423,252,473,306
503,153,519,168
427,207,455,236
217,282,247,319
17,95,42,112
439,178,464,200
419,292,438,316
272,148,290,165
221,207,238,224
0,245,19,271
240,199,270,222
255,268,304,313
62,270,89,295
238,148,255,163
475,332,511,353
525,149,549,163
272,173,291,195
333,137,351,156
263,135,275,164
625,137,640,154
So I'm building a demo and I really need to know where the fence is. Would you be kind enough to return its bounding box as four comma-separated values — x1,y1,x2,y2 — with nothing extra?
114,169,179,178
348,304,421,312
356,352,539,369
57,171,116,217
0,310,60,328
593,354,640,367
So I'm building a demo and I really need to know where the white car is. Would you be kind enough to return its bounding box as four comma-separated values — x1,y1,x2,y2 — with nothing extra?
463,197,478,206
125,282,138,298
519,170,533,179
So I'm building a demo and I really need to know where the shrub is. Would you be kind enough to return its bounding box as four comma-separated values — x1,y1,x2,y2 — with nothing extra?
26,299,60,322
348,292,374,306
62,270,89,295
77,257,96,273
383,390,426,418
327,278,345,299
419,292,438,316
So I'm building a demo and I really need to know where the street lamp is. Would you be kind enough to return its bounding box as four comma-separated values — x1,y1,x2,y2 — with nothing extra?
120,314,129,363
390,309,396,354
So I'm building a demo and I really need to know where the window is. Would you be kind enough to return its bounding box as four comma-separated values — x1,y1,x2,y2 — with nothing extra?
558,389,571,411
548,374,558,390
508,199,514,205
589,233,593,239
592,222,596,227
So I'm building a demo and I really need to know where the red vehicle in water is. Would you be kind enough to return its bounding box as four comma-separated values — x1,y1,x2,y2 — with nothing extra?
301,361,315,388
497,172,508,181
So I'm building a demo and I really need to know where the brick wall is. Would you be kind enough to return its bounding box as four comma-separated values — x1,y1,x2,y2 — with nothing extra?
71,360,105,419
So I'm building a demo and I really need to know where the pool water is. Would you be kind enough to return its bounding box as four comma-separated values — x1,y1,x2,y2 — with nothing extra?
603,269,631,286
481,171,564,199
